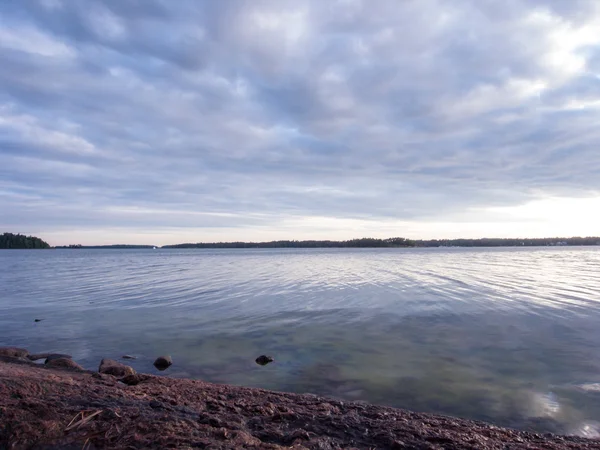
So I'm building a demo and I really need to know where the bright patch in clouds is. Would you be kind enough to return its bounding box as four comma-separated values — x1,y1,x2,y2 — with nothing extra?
1,0,600,245
481,196,600,236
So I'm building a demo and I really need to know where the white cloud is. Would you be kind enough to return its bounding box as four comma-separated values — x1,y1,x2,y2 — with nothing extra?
0,23,74,57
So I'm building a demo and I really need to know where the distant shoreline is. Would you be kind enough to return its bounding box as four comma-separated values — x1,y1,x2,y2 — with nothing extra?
52,236,600,249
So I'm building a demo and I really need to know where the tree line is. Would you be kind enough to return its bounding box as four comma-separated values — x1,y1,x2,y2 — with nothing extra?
54,244,156,249
163,237,414,248
162,236,600,249
415,237,600,247
4,232,599,250
0,232,50,249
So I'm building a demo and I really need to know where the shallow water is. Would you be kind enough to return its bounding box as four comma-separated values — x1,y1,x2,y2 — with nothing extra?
1,247,600,436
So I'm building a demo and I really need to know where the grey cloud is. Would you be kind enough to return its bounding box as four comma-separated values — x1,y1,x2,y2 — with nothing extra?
1,0,600,242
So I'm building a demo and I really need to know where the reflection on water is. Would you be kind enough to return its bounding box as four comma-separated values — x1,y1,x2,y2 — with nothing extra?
1,247,600,436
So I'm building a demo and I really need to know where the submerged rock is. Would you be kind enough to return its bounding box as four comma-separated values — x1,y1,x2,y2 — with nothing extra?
255,355,274,366
99,358,136,377
153,356,172,371
34,319,43,322
46,357,84,371
0,347,29,359
122,355,137,360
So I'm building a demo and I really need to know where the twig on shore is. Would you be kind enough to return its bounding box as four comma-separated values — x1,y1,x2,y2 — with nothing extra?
65,410,103,432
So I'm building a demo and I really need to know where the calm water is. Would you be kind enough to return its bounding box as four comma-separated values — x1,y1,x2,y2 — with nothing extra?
2,247,600,436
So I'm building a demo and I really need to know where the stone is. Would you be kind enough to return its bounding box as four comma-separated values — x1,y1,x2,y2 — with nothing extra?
27,353,51,361
44,354,72,364
122,355,137,360
34,319,43,322
0,347,29,358
153,355,172,371
46,357,84,371
255,355,274,366
99,358,136,377
121,373,150,386
91,372,111,380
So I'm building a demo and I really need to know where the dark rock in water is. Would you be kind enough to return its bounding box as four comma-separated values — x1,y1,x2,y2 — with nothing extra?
34,319,43,322
46,357,84,371
99,358,136,377
44,354,72,364
121,373,150,386
122,355,137,360
255,355,274,366
153,355,172,371
0,347,29,358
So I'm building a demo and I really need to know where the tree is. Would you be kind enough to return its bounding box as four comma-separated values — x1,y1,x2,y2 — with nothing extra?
0,232,50,249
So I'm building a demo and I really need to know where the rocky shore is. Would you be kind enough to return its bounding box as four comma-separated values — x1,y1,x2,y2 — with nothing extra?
1,348,600,449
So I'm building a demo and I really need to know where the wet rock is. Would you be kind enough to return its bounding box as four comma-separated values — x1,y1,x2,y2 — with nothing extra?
46,357,84,371
27,353,51,361
99,358,136,377
255,355,274,366
91,372,112,380
34,319,43,322
0,347,29,358
122,355,137,360
45,354,72,364
121,374,150,386
153,355,172,371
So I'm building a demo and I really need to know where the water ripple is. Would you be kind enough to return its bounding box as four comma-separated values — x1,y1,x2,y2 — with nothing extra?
2,246,600,434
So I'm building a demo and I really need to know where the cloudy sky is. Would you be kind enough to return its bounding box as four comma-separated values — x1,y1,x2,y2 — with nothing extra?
1,0,600,245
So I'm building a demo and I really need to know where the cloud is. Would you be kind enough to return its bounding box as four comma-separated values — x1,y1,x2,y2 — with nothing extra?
1,0,600,244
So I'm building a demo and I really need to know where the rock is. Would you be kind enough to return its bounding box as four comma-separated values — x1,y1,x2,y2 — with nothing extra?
45,357,84,371
122,355,137,360
0,347,29,358
34,319,43,322
255,355,274,366
91,372,109,379
27,353,51,361
99,358,136,377
121,373,150,386
153,355,172,371
44,354,72,364
28,353,72,362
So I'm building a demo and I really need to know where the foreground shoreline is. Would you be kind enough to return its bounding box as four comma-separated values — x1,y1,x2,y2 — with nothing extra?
1,356,599,449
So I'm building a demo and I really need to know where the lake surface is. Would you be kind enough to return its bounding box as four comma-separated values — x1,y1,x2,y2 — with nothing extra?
2,247,600,436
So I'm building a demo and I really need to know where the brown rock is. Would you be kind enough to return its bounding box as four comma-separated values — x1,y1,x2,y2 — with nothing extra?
121,374,150,386
0,347,29,358
99,358,135,377
44,354,72,364
27,353,52,361
153,355,172,371
27,353,73,363
45,357,84,371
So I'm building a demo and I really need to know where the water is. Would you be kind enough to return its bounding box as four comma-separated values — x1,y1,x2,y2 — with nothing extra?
1,247,600,436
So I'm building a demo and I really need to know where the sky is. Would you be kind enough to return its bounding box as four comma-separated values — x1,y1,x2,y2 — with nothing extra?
1,0,600,246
